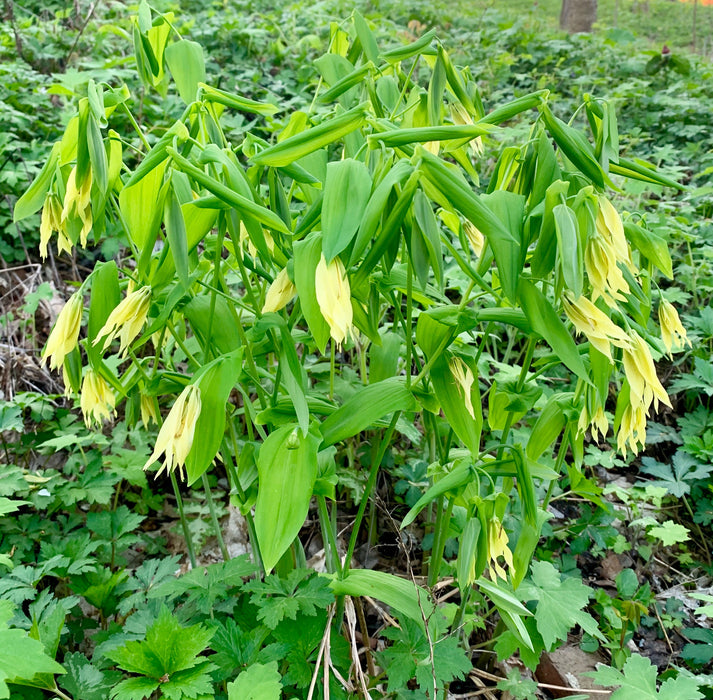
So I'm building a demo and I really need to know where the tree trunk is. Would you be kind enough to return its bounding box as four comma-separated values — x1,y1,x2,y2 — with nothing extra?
560,0,598,33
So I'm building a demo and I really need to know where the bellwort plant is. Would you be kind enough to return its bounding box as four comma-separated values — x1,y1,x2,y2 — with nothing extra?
16,3,687,688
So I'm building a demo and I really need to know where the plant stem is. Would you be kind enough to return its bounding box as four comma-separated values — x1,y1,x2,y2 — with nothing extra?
170,471,197,569
226,420,265,576
428,497,454,588
318,495,342,574
202,472,229,561
683,494,711,566
342,412,401,576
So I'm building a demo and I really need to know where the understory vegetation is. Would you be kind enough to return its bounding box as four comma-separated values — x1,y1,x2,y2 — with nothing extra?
1,1,713,699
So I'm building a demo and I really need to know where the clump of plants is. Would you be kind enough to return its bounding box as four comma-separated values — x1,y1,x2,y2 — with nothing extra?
4,2,705,698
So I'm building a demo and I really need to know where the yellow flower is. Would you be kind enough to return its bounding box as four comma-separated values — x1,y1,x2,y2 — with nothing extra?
80,369,116,427
487,517,514,581
449,356,477,420
262,267,297,313
658,299,690,357
596,196,633,272
61,364,73,399
584,229,629,306
622,332,671,413
61,165,93,247
239,221,274,259
577,399,609,442
562,293,631,361
463,221,485,259
41,292,83,371
617,402,647,458
140,394,159,428
315,254,353,348
94,286,151,355
39,194,64,260
144,384,202,481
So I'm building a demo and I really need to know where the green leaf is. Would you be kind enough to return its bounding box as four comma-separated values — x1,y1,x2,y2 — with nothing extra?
553,203,583,298
647,520,690,546
59,653,120,700
401,460,476,529
87,261,121,364
254,425,321,572
228,661,282,700
119,159,168,256
517,278,589,384
165,40,206,104
185,350,244,485
321,159,372,262
327,569,433,627
320,377,416,446
518,561,602,650
252,103,369,167
13,143,60,223
0,601,65,696
244,569,334,629
106,606,213,679
293,233,331,353
589,653,703,700
163,185,190,290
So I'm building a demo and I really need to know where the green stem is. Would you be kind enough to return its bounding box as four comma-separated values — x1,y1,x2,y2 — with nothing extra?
170,471,197,569
226,420,265,575
683,495,711,566
318,496,342,574
405,262,413,388
342,412,401,576
428,497,454,588
120,102,150,150
496,337,536,461
202,472,229,561
330,340,335,401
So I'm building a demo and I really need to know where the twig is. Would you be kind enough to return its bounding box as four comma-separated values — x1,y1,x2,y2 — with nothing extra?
65,0,101,63
307,604,335,700
653,601,674,656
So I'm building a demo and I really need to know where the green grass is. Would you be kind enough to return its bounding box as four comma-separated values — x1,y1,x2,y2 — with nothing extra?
458,0,713,55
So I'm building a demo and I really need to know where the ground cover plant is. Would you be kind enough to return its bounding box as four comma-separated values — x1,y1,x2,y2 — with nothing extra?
2,1,713,698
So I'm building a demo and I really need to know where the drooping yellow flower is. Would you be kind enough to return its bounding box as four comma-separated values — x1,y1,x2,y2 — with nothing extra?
39,194,65,260
487,517,514,581
94,285,151,355
658,299,690,357
140,393,159,428
262,267,297,313
449,356,477,420
238,221,274,259
41,292,83,371
61,165,93,247
463,221,485,259
584,229,629,306
61,364,73,399
315,254,353,348
80,369,116,428
617,402,647,458
577,398,609,442
562,293,631,361
622,332,671,413
596,196,633,272
144,384,202,481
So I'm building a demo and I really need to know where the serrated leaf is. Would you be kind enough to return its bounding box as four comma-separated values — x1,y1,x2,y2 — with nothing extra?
518,561,602,650
106,607,213,679
227,661,282,700
647,520,690,546
589,653,703,699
